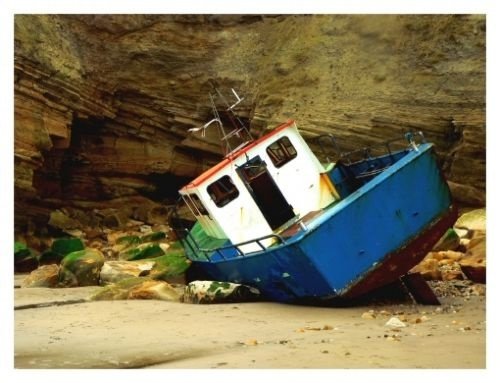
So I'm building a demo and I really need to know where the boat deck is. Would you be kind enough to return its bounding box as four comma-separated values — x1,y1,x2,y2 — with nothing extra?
279,209,324,238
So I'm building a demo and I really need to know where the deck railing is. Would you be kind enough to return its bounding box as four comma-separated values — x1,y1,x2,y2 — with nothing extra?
310,131,426,166
169,200,286,263
181,229,286,262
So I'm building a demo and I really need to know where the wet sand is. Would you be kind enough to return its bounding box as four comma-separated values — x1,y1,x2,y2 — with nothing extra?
14,284,485,369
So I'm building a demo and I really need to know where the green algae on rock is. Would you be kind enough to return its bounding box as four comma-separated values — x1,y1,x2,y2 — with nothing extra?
59,248,105,287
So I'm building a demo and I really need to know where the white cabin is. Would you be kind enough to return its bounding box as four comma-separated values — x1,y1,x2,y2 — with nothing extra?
179,120,339,253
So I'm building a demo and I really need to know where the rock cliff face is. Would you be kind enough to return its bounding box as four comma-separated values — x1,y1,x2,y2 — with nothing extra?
14,15,486,231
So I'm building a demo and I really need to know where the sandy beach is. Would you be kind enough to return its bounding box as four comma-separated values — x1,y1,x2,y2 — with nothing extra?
14,278,485,369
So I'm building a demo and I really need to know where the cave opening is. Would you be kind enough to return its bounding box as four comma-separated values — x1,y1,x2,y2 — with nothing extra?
142,172,192,203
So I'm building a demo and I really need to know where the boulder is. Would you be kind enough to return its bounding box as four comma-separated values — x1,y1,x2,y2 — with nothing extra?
148,242,190,282
102,212,128,228
14,242,38,273
410,257,441,280
432,228,460,251
21,264,60,288
141,231,167,242
433,250,464,262
183,281,260,304
116,235,142,247
454,227,469,239
119,242,165,261
51,237,85,257
38,250,65,266
127,280,180,301
48,210,80,230
440,264,464,281
455,208,486,232
459,232,486,283
99,260,155,285
58,248,105,287
90,277,180,301
411,250,467,281
133,205,170,225
38,237,86,266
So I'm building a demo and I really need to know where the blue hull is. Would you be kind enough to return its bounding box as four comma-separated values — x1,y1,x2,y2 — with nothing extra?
185,143,455,302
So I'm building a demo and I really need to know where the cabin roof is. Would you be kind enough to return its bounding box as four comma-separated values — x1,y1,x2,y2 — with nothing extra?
180,119,296,191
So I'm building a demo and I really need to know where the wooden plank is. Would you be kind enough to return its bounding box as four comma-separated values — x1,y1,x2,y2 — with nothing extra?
400,273,441,305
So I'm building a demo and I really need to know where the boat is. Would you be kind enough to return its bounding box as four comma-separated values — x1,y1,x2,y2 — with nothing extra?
171,89,457,303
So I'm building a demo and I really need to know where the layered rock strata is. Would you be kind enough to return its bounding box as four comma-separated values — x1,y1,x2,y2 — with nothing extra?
14,15,486,231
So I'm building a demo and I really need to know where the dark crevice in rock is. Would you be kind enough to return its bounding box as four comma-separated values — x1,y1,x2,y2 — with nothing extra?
142,173,192,203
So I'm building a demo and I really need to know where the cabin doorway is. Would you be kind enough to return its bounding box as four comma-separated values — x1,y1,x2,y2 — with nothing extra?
237,156,295,230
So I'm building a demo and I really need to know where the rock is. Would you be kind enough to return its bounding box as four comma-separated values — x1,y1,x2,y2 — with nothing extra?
48,210,80,230
440,266,464,281
433,250,464,262
62,229,85,238
447,182,486,207
119,243,165,261
460,238,470,247
410,257,441,280
58,248,105,287
14,242,38,273
14,15,486,234
148,242,190,282
127,280,180,301
454,227,469,239
102,211,128,228
99,260,155,285
141,231,167,242
21,264,60,288
51,237,85,257
412,250,468,281
459,232,486,283
139,225,152,233
116,235,141,246
361,312,376,319
469,284,486,296
460,264,486,284
385,317,407,328
38,250,65,266
455,208,486,232
183,281,260,304
145,206,171,225
432,228,460,251
415,315,429,323
90,277,180,301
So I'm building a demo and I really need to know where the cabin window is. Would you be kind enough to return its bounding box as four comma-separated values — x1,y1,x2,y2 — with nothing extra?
191,194,208,215
207,175,240,208
266,136,297,168
184,194,208,216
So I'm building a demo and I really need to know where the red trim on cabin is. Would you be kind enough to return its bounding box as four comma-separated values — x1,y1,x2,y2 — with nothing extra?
180,119,295,191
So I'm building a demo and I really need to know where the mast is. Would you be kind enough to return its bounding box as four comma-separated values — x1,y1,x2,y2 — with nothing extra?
189,88,254,156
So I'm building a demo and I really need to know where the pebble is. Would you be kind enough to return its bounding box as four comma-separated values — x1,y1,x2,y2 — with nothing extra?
361,312,376,319
244,339,259,346
385,317,406,328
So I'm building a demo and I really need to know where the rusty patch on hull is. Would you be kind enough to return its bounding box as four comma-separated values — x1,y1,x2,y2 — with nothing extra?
341,205,458,299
